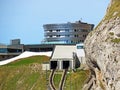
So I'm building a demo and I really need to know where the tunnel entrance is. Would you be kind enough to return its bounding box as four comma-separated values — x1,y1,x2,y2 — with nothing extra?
63,61,70,69
50,61,57,69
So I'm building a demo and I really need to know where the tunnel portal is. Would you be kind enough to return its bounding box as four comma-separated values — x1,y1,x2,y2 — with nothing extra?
62,61,70,69
50,60,72,70
50,61,57,69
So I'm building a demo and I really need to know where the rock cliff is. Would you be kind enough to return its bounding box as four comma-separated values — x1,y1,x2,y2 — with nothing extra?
83,0,120,90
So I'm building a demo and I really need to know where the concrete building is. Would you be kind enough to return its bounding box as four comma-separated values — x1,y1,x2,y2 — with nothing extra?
11,39,21,45
76,43,86,64
24,44,54,52
0,39,24,61
42,43,85,70
50,45,80,70
43,21,94,44
0,41,54,61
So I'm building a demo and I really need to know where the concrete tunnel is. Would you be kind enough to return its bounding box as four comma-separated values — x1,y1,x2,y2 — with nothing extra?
62,61,70,69
50,60,71,70
50,61,57,69
50,45,77,70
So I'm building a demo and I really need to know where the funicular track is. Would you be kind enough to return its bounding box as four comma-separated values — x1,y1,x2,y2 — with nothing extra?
59,69,68,90
49,69,68,90
49,69,56,90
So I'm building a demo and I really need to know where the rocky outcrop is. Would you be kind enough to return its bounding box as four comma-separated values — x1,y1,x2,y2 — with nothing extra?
83,0,120,90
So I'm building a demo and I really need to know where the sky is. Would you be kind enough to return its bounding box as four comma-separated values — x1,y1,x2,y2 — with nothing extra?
0,0,110,44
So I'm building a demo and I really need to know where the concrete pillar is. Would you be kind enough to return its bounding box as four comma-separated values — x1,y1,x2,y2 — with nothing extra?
58,60,62,70
70,60,74,69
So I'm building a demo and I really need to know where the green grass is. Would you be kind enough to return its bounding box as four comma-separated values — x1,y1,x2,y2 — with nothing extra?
105,0,120,20
104,0,120,20
0,56,50,90
64,70,89,90
109,32,114,36
100,80,105,90
5,55,50,66
53,73,62,89
0,56,89,90
111,38,120,43
0,67,47,90
94,0,120,32
52,70,89,90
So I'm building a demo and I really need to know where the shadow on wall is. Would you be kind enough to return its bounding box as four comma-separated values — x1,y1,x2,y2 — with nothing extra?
73,52,81,68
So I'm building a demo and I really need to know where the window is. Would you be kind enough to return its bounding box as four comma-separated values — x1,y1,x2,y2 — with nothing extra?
77,46,84,49
49,35,52,37
49,30,52,32
74,29,77,32
74,35,79,37
0,48,7,53
71,41,73,44
83,35,87,37
81,29,88,32
65,35,70,37
65,29,69,32
8,48,22,53
56,29,60,32
2,56,5,58
57,35,60,37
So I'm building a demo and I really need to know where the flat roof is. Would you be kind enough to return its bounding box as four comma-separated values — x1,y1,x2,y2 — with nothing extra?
51,45,76,61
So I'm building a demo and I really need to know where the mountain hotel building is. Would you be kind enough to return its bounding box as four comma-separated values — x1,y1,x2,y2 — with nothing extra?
43,20,94,44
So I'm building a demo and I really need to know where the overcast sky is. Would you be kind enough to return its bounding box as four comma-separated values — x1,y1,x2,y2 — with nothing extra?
0,0,110,44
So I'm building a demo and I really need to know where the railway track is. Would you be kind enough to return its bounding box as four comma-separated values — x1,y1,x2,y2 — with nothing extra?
49,69,56,90
49,69,68,90
59,69,68,90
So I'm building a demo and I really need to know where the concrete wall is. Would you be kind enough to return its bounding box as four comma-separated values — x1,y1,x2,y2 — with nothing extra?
78,57,86,64
50,45,76,70
42,63,50,70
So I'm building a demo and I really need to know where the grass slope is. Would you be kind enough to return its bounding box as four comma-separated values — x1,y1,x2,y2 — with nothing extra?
64,70,89,90
53,70,89,90
0,56,50,90
105,0,120,20
0,56,89,90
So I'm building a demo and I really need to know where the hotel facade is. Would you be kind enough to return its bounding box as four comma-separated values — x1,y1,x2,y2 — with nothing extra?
43,21,94,44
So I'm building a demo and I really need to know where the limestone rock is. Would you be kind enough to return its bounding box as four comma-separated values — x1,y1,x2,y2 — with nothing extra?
83,0,120,90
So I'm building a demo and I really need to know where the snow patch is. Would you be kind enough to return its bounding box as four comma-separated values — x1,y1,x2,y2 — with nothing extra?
0,51,52,65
